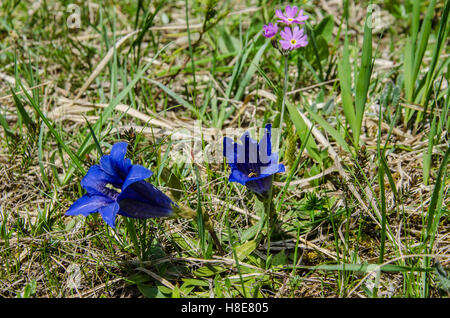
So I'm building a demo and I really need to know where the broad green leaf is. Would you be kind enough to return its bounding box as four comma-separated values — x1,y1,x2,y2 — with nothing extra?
160,166,184,201
354,5,373,146
285,101,322,163
194,265,227,277
138,284,167,298
181,278,210,287
236,240,258,261
271,249,288,267
315,15,334,42
338,33,357,138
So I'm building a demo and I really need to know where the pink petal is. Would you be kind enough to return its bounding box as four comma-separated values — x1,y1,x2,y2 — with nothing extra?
295,9,309,22
294,29,305,40
275,9,286,20
279,39,292,50
286,6,298,19
299,39,308,47
281,26,293,39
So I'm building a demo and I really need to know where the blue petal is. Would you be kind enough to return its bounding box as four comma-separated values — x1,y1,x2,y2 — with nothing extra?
239,130,258,146
110,142,128,163
260,163,285,176
239,132,259,164
259,153,284,175
118,200,173,219
99,202,120,228
117,181,174,219
258,124,272,164
223,123,285,195
65,194,113,216
228,168,249,185
99,155,115,177
245,175,273,194
223,137,245,164
122,164,153,190
81,165,121,196
100,142,132,180
110,142,132,176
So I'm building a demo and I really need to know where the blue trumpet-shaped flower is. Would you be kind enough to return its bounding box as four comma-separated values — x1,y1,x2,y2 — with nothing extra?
223,124,285,196
66,142,175,228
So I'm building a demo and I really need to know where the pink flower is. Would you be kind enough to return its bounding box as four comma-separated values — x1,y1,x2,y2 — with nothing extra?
262,23,278,38
276,5,308,25
279,26,308,50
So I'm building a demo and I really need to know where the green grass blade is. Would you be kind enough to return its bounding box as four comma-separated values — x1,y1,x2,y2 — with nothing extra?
147,78,199,116
84,116,104,157
412,0,437,88
10,89,33,131
423,115,437,185
337,32,357,140
38,122,50,188
234,39,268,102
18,81,86,175
63,43,172,184
285,101,322,164
425,145,450,244
420,0,450,113
354,3,373,146
303,104,352,154
0,108,14,138
403,39,414,102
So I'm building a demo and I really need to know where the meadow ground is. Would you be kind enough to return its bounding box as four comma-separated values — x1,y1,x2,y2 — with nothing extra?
0,0,449,298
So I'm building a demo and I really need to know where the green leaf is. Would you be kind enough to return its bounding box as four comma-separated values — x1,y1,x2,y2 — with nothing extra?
138,284,167,298
403,39,414,101
303,104,352,154
11,89,33,130
193,265,226,277
271,249,288,267
236,240,258,261
234,40,268,102
181,278,210,287
16,280,37,298
425,146,450,246
160,166,184,201
17,81,86,175
127,273,152,285
240,223,260,242
423,115,437,185
354,5,373,145
315,15,334,42
0,109,13,138
285,101,322,164
338,33,357,139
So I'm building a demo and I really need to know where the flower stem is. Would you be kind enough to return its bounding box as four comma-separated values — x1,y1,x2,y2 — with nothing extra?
277,54,289,152
263,179,276,267
262,176,276,226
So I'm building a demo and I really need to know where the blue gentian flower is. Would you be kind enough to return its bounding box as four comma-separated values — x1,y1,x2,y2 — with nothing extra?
66,142,175,228
223,124,285,196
